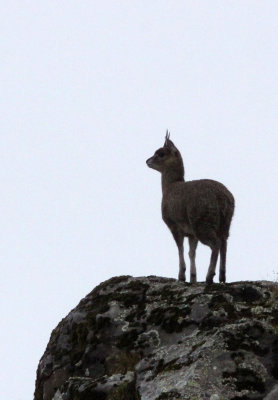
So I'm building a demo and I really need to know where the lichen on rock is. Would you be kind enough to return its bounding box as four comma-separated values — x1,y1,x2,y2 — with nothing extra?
34,276,278,400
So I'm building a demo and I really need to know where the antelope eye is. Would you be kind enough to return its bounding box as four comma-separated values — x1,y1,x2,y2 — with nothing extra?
157,151,165,158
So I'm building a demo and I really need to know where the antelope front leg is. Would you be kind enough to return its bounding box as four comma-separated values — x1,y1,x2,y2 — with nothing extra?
188,236,198,283
168,228,186,282
172,231,186,281
178,242,186,281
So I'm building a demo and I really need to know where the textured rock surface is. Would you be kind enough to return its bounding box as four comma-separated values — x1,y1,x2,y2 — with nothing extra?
34,276,278,400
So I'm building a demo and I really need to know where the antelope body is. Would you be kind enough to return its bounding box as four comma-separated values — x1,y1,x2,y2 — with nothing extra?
146,132,235,284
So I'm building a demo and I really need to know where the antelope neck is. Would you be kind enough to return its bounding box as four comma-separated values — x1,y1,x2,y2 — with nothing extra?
161,170,184,194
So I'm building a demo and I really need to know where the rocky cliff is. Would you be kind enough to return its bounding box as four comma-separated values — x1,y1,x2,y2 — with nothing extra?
34,276,278,400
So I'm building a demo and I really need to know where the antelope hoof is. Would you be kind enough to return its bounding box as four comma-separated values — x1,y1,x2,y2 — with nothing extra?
206,277,214,285
178,274,185,282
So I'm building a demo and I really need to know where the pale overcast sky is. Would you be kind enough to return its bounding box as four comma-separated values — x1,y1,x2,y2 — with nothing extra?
1,1,278,399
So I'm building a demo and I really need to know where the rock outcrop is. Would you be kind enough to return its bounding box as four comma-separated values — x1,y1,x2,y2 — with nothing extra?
34,276,278,400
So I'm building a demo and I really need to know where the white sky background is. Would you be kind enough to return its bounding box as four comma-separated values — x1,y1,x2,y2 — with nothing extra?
1,1,278,398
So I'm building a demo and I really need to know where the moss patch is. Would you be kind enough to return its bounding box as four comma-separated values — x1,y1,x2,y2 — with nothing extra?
155,390,181,399
69,323,88,346
105,351,141,375
107,380,140,400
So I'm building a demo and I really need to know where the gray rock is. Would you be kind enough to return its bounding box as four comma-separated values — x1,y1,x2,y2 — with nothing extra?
34,276,278,400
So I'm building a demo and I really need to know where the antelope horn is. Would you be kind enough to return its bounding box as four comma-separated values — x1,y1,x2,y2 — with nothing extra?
164,129,170,146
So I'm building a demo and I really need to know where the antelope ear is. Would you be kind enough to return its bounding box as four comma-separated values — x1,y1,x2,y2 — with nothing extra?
164,130,177,150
